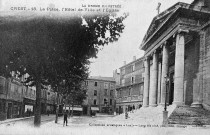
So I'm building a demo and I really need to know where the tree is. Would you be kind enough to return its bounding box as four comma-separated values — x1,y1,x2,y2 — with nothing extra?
0,13,128,127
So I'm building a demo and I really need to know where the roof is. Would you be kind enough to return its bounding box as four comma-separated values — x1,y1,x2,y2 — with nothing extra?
88,76,115,82
119,56,144,69
139,1,210,50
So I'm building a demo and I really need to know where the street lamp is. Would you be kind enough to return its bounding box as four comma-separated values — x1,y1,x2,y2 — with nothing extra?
164,75,170,111
163,74,170,126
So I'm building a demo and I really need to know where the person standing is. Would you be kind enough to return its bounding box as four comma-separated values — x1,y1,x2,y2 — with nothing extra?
63,110,68,126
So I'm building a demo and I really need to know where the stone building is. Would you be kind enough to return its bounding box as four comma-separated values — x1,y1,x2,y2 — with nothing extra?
140,0,210,109
6,77,24,119
0,76,8,120
22,86,36,117
115,56,144,114
83,76,116,115
0,75,59,121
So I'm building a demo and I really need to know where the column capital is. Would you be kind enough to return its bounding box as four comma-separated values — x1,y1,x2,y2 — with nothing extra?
160,41,167,48
144,56,150,61
152,50,158,55
199,30,205,36
177,29,189,35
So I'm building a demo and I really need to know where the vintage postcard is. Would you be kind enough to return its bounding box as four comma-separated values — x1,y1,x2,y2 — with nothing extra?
0,0,210,135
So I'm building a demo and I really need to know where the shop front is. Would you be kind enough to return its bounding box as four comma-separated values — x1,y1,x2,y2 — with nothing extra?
6,78,24,119
23,98,35,117
0,99,7,120
6,101,23,119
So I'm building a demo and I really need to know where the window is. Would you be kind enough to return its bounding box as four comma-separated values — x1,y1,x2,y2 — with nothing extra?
131,65,135,72
104,99,108,105
104,89,108,96
110,83,114,89
104,82,109,89
110,90,113,96
94,82,97,86
94,99,97,105
110,99,112,105
129,87,132,96
131,77,135,84
94,90,97,96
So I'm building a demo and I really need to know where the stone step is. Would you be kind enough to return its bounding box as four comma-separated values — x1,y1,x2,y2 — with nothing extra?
168,106,210,125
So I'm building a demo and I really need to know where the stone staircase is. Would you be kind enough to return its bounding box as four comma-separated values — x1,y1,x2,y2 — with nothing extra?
168,106,210,125
105,105,177,125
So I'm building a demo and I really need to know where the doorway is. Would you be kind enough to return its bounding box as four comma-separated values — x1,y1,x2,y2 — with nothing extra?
7,103,12,119
169,72,174,105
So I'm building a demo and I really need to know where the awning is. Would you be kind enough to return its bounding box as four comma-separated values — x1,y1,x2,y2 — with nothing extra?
70,107,83,111
63,107,83,111
91,107,99,111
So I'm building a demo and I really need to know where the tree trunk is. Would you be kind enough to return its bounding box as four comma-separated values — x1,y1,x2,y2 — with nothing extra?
71,103,74,117
34,79,42,127
55,92,59,123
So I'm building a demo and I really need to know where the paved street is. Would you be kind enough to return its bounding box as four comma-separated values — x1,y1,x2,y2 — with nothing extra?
0,114,56,127
0,115,210,135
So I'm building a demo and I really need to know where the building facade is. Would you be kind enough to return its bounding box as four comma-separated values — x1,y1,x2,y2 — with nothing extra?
83,76,116,115
140,0,210,109
115,57,144,114
0,75,59,121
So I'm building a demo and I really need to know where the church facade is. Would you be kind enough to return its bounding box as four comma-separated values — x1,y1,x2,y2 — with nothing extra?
140,0,210,109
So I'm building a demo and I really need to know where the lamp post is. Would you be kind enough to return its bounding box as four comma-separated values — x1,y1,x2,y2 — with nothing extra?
163,74,170,126
164,75,170,111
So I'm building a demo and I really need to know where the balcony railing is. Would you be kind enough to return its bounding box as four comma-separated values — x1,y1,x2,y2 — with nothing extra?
116,95,143,103
116,78,143,89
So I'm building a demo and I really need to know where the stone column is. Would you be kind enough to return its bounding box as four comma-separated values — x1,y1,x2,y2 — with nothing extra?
149,51,158,107
191,31,205,108
157,61,162,105
173,30,188,105
160,42,169,105
143,57,150,107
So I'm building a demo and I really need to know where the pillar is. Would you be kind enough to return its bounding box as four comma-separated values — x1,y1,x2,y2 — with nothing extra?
143,57,150,107
191,31,204,108
149,51,158,107
157,61,162,104
173,30,188,105
160,42,169,105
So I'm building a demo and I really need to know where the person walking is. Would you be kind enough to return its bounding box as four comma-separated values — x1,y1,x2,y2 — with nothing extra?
63,110,68,126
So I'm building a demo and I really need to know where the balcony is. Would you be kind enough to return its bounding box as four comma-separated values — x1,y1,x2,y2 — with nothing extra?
116,78,143,89
116,95,143,103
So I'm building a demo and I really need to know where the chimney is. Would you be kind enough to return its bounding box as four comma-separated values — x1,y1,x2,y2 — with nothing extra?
123,61,126,65
133,56,136,61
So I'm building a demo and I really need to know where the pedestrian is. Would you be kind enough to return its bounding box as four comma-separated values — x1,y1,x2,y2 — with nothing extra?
63,110,68,126
125,108,128,119
47,109,50,116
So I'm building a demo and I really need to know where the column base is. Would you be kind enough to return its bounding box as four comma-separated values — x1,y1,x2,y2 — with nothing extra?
158,103,169,107
162,111,168,126
143,105,149,108
172,101,184,106
149,104,158,107
191,102,202,108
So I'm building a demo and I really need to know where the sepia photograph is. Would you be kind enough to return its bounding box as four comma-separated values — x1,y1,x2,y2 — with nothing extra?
0,0,210,134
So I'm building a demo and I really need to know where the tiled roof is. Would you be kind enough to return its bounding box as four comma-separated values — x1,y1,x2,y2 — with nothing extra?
88,76,115,82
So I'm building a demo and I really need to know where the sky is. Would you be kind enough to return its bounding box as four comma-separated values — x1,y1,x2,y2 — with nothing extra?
0,0,193,77
89,0,194,77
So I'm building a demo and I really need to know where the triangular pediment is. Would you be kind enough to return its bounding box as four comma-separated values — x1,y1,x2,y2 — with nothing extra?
141,3,179,46
140,1,210,51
